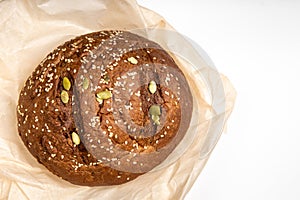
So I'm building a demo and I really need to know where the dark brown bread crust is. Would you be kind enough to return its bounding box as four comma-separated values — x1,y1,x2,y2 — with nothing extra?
17,30,193,186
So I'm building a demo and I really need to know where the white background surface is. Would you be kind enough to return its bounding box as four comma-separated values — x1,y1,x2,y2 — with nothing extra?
137,0,300,199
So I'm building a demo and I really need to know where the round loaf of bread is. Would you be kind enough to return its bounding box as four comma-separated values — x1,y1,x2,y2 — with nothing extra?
17,30,193,186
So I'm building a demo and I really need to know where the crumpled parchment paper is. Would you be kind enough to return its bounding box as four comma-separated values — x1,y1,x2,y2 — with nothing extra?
0,0,236,199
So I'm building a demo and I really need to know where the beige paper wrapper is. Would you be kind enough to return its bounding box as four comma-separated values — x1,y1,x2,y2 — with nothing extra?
0,0,236,199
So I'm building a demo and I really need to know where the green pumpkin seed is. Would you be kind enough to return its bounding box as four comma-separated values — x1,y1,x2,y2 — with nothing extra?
83,78,89,90
148,80,157,94
149,105,161,116
71,132,80,145
97,90,112,100
63,77,71,90
61,90,69,104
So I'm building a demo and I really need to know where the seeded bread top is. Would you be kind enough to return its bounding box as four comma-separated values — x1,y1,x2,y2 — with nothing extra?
17,30,193,186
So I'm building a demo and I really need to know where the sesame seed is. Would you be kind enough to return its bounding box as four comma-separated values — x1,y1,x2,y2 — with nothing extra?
127,57,138,64
135,91,141,97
